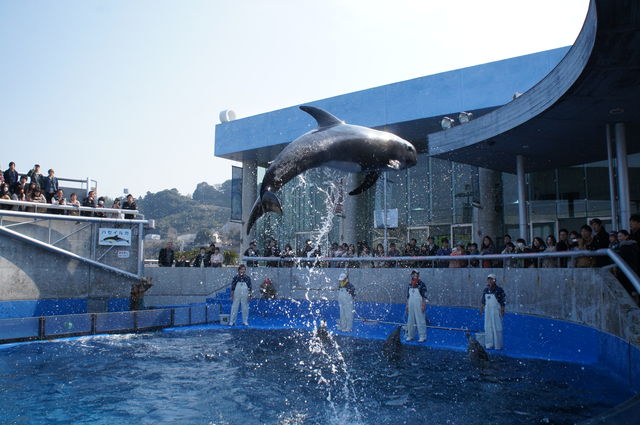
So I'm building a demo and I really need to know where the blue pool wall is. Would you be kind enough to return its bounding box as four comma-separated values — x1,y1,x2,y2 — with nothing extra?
1,296,639,393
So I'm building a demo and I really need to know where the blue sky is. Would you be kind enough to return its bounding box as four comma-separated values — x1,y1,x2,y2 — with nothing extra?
0,0,589,199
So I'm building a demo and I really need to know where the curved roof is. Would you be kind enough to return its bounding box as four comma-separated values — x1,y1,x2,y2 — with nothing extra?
427,0,640,173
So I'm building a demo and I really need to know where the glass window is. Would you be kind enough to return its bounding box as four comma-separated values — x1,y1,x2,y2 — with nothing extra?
430,158,453,223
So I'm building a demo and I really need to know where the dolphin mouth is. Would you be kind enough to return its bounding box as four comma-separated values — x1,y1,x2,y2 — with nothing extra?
387,159,401,170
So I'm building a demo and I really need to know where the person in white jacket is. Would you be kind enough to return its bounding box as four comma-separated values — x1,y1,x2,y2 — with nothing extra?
337,273,355,332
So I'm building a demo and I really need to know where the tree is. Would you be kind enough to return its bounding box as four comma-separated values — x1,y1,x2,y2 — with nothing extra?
194,229,213,246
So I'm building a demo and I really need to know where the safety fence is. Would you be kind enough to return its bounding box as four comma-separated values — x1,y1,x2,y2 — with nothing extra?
241,249,640,295
0,198,145,220
0,303,221,345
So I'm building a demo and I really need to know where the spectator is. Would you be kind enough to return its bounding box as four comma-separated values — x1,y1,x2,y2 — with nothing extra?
50,189,66,215
542,235,557,268
556,229,570,267
359,245,373,268
43,169,59,203
16,175,28,193
387,242,401,267
374,243,386,268
122,194,137,219
264,239,280,267
82,190,97,216
28,188,46,212
94,197,107,218
3,162,19,193
466,242,480,267
629,215,640,244
174,255,189,267
0,183,11,209
501,242,517,268
450,244,466,268
27,164,44,189
158,242,175,267
480,236,497,268
25,182,37,199
68,192,81,216
530,236,547,267
514,238,529,268
425,236,439,256
418,244,429,268
568,231,580,250
436,238,452,268
589,218,609,250
260,278,277,299
192,247,209,268
502,234,512,251
617,230,639,273
576,225,596,268
244,240,259,267
210,247,223,267
281,243,295,267
343,244,357,268
609,232,620,250
110,198,124,219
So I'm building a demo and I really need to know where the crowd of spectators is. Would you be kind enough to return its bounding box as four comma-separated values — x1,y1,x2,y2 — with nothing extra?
241,216,640,274
0,162,138,218
158,242,224,268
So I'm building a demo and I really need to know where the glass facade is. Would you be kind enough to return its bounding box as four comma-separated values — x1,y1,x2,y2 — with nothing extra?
253,152,640,251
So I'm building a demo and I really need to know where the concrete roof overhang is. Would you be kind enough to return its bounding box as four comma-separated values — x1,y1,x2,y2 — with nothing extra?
427,0,640,173
214,47,570,167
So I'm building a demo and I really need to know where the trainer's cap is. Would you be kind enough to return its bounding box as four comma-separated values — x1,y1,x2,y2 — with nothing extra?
411,270,420,276
487,273,497,280
338,273,347,281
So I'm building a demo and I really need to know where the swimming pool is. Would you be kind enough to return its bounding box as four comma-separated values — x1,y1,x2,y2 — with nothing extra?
1,306,638,425
0,327,634,425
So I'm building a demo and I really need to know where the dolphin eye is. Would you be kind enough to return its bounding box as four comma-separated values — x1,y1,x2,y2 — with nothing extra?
406,145,413,151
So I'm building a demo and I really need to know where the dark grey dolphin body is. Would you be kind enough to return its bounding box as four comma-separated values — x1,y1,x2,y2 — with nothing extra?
382,326,403,361
246,106,417,234
466,332,490,369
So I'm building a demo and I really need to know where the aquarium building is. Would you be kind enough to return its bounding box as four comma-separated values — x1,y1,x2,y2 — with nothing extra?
215,0,640,252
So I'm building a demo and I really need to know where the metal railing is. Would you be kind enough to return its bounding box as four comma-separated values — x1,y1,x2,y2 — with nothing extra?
241,249,640,294
0,199,144,219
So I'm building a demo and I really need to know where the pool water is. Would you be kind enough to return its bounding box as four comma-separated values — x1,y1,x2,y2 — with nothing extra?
0,327,633,425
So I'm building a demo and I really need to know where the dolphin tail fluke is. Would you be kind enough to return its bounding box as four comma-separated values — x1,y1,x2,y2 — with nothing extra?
349,171,380,196
245,191,283,235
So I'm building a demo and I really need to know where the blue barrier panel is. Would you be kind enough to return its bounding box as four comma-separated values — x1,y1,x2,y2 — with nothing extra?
107,298,130,312
44,314,92,336
191,305,206,324
137,309,171,329
0,299,87,319
206,304,220,322
174,308,190,325
96,311,134,332
0,317,39,340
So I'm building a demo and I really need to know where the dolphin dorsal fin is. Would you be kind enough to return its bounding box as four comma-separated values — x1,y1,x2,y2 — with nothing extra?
300,105,344,129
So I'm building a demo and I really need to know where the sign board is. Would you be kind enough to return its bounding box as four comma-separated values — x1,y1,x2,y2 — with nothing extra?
374,209,399,229
99,228,132,246
117,250,130,258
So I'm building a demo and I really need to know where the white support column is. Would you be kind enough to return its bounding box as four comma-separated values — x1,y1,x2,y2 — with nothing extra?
606,124,618,231
241,160,258,255
342,173,358,244
516,155,528,241
615,123,631,229
473,167,501,243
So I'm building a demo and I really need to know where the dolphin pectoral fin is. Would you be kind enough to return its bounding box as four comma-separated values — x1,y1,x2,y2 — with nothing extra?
348,171,380,196
300,105,344,129
245,192,283,235
261,191,283,215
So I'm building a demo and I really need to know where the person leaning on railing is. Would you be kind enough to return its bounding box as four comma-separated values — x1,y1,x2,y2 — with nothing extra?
68,192,81,216
0,183,11,209
50,189,66,215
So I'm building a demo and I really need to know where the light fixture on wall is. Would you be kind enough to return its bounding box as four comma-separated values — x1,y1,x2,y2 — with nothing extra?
440,116,455,129
458,111,473,123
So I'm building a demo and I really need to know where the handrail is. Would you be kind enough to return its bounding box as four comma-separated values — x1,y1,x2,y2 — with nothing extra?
242,249,640,294
0,208,150,225
0,198,143,219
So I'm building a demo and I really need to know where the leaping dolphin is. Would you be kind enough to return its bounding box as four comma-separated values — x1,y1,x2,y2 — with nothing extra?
246,106,417,234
